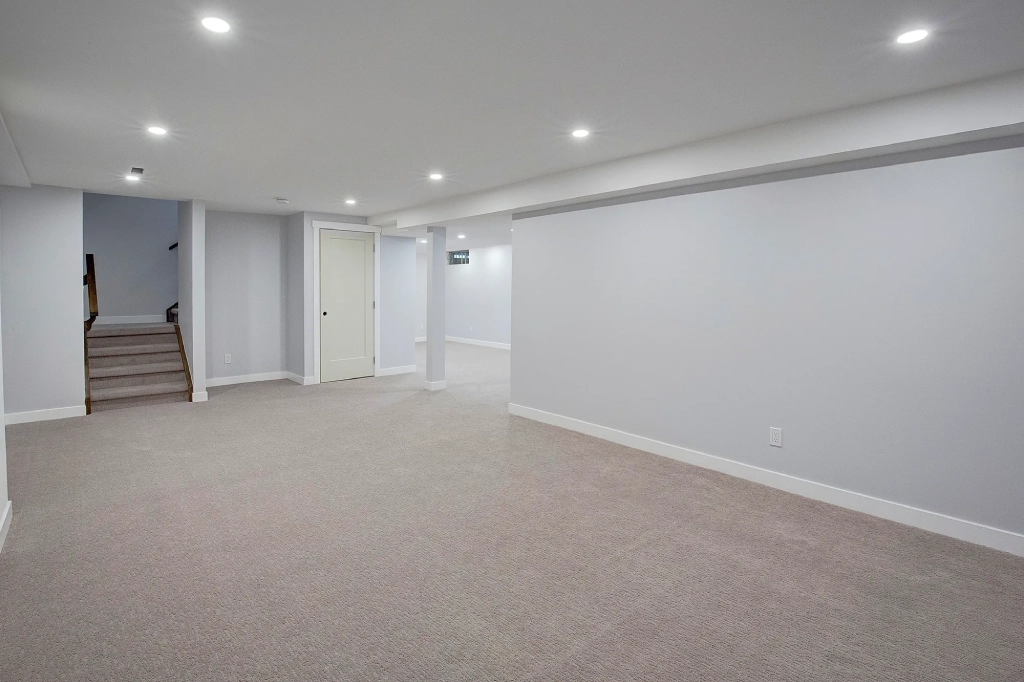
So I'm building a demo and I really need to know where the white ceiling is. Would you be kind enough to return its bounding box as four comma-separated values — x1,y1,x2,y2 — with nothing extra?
2,0,1023,217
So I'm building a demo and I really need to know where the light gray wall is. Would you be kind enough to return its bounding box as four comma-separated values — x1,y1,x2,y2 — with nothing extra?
446,244,512,345
512,146,1024,536
285,213,305,378
206,211,286,381
0,185,85,417
379,236,416,369
177,200,206,397
83,193,178,321
416,252,427,340
0,283,8,507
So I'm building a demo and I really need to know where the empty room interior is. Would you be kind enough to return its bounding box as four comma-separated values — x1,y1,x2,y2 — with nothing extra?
1,2,1023,680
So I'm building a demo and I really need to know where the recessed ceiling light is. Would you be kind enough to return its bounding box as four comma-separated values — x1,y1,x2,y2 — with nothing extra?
896,29,929,44
419,239,428,243
345,199,356,205
276,198,290,205
572,129,590,138
457,234,466,239
147,126,168,136
125,174,140,182
202,17,231,33
429,173,444,180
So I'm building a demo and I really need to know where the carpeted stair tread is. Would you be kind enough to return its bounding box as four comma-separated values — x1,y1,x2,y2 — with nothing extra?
90,391,188,412
91,380,190,402
90,361,184,378
88,323,176,338
89,343,180,357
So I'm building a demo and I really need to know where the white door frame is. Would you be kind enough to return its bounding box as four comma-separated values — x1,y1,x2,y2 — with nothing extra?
312,221,380,384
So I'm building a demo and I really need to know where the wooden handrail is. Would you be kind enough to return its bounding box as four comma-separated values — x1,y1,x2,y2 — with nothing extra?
84,253,98,332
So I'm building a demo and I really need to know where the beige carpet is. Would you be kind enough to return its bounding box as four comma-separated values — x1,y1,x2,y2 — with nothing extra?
0,342,1021,681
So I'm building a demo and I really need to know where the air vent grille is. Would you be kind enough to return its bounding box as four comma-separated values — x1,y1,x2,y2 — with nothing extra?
447,250,469,265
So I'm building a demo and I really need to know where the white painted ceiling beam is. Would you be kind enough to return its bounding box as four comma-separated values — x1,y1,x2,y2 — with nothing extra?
0,110,30,187
370,70,1024,229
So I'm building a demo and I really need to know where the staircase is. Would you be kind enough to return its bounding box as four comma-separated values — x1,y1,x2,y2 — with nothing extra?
86,324,193,413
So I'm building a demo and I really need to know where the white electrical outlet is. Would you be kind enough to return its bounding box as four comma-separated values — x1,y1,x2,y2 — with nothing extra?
225,354,232,364
769,427,783,448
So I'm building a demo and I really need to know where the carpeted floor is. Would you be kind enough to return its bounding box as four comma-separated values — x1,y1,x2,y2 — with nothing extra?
0,342,1022,681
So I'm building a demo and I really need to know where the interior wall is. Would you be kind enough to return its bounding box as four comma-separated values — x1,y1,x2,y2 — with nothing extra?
285,213,305,379
511,146,1024,538
0,283,10,531
416,252,427,341
379,236,416,370
446,244,512,346
0,185,85,421
206,211,286,382
83,193,178,323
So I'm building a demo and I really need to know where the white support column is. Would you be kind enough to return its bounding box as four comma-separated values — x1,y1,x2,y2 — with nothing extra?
425,226,446,391
177,200,207,401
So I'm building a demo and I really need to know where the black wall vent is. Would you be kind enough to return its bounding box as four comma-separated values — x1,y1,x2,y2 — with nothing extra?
447,250,469,265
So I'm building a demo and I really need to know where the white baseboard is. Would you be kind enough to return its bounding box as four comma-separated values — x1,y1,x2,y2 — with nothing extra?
445,336,511,350
377,365,417,376
285,373,316,385
507,403,1024,558
191,391,208,402
206,372,289,387
0,500,11,555
425,380,447,391
94,314,166,325
5,405,87,425
415,336,426,343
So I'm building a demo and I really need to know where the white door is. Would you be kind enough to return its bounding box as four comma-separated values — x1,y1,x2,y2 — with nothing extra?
320,230,375,382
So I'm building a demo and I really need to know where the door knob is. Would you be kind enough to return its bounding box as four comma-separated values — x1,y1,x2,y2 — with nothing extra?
322,311,327,316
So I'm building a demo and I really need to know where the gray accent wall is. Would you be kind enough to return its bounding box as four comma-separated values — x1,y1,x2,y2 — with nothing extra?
205,211,287,381
0,185,85,417
511,146,1024,536
83,193,178,320
379,236,416,369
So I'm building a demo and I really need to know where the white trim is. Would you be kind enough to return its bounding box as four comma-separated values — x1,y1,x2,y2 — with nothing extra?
5,405,86,425
206,372,289,387
94,314,166,326
191,391,208,402
285,372,316,385
425,380,447,391
311,220,379,233
313,225,380,385
0,501,12,555
376,365,417,376
415,336,426,343
445,335,511,350
507,403,1024,558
